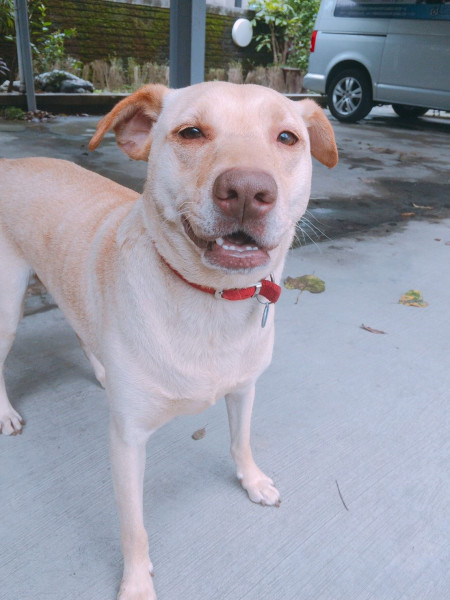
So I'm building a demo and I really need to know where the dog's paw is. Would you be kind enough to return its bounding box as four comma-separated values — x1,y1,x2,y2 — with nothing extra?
0,407,24,436
117,570,156,600
239,468,281,507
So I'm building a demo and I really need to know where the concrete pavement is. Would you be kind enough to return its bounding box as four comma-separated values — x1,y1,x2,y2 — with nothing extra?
1,106,450,600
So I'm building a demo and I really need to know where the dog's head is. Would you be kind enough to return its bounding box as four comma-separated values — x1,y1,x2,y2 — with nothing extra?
89,82,337,285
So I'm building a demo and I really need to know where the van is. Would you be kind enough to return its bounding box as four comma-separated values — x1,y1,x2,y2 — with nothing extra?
303,0,450,122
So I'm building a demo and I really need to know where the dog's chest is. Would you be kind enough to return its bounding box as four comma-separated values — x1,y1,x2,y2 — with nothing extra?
118,296,273,413
161,346,260,414
170,318,269,401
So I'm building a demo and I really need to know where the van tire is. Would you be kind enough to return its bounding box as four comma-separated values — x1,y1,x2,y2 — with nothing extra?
327,68,373,123
392,104,428,119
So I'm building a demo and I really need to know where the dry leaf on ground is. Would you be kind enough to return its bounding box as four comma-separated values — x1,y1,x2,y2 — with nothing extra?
399,289,428,308
361,324,386,334
284,275,325,294
284,275,326,304
191,427,206,441
412,203,434,210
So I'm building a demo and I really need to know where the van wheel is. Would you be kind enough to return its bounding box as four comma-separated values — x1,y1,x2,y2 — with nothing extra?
327,68,373,123
392,104,428,119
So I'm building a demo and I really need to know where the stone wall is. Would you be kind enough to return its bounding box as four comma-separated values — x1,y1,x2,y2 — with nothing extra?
27,0,268,73
46,0,171,66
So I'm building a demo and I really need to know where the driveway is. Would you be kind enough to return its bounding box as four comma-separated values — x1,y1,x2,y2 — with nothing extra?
309,106,450,240
1,105,450,600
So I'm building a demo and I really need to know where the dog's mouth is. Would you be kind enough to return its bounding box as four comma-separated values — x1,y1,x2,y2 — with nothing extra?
182,217,270,270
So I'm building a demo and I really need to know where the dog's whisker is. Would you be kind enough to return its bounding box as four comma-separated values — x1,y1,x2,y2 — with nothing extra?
296,225,322,250
301,215,329,239
292,230,305,248
304,208,327,227
304,210,331,240
298,216,330,244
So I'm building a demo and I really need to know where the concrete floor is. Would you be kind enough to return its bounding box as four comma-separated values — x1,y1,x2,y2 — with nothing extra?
1,106,450,600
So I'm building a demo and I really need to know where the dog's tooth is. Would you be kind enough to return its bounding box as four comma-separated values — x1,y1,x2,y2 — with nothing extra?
216,237,224,246
245,246,253,251
251,246,259,251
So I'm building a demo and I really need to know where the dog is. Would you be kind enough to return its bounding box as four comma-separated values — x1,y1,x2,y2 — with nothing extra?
0,82,337,599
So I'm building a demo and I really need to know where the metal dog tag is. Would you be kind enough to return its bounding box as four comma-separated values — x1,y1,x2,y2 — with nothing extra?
261,303,270,328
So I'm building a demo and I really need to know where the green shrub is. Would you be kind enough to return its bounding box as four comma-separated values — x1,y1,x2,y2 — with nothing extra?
1,106,25,120
250,0,319,70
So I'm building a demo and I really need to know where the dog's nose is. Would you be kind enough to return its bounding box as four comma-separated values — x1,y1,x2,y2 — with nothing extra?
213,169,277,222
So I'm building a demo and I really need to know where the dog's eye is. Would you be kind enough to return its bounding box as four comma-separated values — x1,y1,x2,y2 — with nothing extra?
179,127,204,140
277,131,298,146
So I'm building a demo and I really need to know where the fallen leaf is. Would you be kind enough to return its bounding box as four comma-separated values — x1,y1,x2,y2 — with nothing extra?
412,203,434,210
398,152,417,163
284,275,325,294
401,212,415,218
370,146,396,155
445,242,450,246
435,238,441,242
399,289,428,308
361,324,386,334
191,427,206,441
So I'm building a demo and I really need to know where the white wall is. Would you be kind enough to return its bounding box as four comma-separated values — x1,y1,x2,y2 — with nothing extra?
207,1,249,8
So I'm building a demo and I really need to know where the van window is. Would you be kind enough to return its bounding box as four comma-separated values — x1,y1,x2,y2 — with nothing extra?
334,1,450,21
304,0,450,121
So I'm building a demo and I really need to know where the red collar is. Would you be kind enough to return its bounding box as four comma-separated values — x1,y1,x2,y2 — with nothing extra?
158,252,281,304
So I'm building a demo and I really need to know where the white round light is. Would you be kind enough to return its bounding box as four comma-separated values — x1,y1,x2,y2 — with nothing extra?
232,18,253,48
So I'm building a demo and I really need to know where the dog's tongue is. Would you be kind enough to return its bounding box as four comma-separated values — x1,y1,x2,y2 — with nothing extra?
204,233,269,270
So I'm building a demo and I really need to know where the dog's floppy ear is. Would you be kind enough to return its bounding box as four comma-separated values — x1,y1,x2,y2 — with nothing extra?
296,99,338,168
88,84,169,161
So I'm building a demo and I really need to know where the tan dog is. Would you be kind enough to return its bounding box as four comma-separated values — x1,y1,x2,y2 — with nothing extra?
0,82,337,599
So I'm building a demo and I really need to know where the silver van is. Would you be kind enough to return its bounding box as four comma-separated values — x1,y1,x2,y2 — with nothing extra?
303,0,450,122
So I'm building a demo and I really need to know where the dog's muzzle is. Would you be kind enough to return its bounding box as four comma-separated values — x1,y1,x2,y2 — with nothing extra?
182,168,278,272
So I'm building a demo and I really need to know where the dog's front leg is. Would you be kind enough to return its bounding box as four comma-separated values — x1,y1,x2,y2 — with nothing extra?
110,417,156,600
226,384,281,507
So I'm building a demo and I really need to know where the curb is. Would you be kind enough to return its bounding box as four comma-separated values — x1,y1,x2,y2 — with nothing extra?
0,91,327,115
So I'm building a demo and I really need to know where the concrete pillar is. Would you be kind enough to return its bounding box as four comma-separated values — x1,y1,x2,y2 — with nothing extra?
170,0,206,88
13,0,36,112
